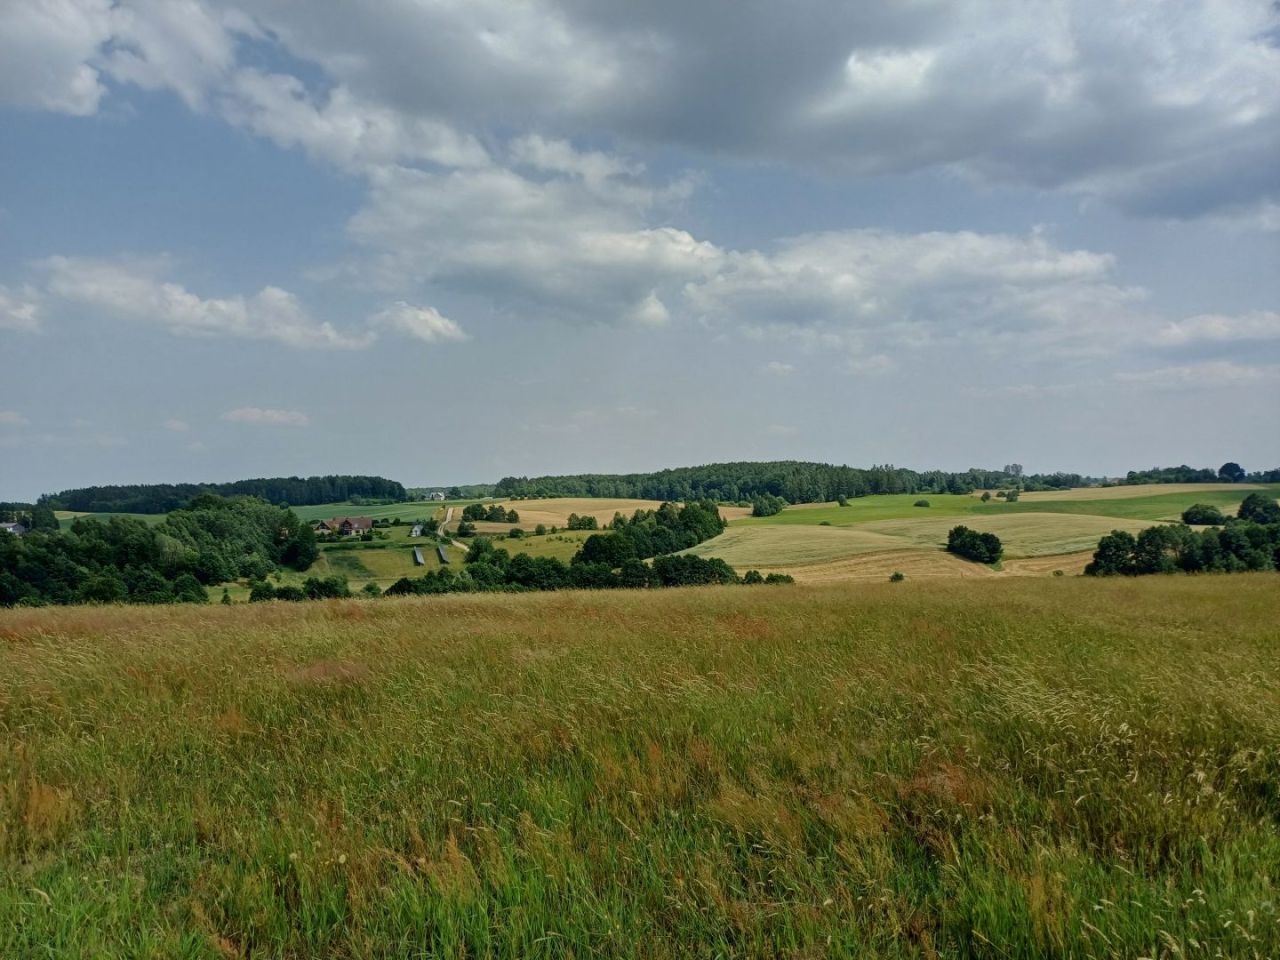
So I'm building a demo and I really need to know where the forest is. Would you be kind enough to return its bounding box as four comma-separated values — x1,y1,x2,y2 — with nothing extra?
492,461,1091,503
1087,493,1280,576
0,495,317,606
39,475,406,514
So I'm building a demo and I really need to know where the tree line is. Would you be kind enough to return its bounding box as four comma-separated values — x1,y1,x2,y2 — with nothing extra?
1087,493,1280,576
40,475,407,514
1122,463,1280,485
493,462,1093,504
0,495,318,607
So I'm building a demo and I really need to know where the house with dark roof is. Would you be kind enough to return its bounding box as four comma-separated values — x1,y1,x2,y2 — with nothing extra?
0,521,27,537
315,516,375,536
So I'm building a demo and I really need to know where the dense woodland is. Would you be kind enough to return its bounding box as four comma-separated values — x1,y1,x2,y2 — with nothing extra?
494,462,1100,503
1088,494,1280,576
1123,463,1280,484
40,475,406,514
0,496,317,606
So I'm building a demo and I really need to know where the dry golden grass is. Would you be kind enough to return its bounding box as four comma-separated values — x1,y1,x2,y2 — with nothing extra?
1016,482,1265,501
497,497,669,527
858,512,1154,557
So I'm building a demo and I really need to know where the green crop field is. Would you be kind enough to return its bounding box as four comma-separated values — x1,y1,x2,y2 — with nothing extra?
2,577,1278,957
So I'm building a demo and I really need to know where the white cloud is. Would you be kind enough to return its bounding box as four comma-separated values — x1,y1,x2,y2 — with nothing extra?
764,361,795,376
1156,311,1280,346
162,418,190,432
0,286,42,332
221,407,309,427
40,256,373,349
0,411,30,426
1115,360,1280,388
684,227,1146,359
0,0,112,115
4,0,1277,223
369,302,467,343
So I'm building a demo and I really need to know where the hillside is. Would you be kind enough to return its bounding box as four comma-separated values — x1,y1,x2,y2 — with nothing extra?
2,577,1278,957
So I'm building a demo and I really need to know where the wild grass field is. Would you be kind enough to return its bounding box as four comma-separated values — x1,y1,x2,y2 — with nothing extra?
2,577,1278,958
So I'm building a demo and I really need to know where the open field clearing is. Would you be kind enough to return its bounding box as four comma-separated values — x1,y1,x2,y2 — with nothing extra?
689,514,1154,573
858,513,1157,558
971,486,1280,523
498,498,668,528
1016,482,1267,501
2,578,1279,957
736,494,981,526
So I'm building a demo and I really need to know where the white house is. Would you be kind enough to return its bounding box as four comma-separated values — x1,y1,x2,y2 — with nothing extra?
0,521,28,537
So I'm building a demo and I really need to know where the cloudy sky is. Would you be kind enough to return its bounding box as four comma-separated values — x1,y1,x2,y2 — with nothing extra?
2,0,1278,499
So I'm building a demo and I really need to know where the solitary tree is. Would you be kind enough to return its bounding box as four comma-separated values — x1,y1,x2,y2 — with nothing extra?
1219,462,1247,483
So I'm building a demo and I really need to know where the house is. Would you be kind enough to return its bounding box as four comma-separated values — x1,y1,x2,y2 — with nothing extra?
410,524,424,537
429,491,446,501
316,516,375,536
0,521,27,537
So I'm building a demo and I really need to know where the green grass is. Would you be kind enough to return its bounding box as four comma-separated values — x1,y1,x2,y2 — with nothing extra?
969,485,1280,523
735,494,981,526
736,486,1280,529
3,577,1279,958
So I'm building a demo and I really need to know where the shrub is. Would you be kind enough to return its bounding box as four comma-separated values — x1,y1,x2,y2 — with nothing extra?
742,569,765,584
1181,503,1226,525
751,494,787,518
913,499,930,508
764,573,795,584
1239,492,1280,525
946,526,1003,564
508,528,525,539
889,571,905,582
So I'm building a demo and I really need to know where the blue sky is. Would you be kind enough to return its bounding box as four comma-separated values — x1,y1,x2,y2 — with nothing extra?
2,0,1278,500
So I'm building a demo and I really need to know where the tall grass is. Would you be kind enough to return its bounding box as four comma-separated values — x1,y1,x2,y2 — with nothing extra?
2,577,1278,958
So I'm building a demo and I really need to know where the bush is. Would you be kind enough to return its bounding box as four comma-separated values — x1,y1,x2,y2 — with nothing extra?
764,573,795,584
1239,492,1280,525
751,494,787,518
836,495,849,507
889,571,905,582
946,526,1003,564
742,569,765,584
508,528,525,539
534,524,547,536
1181,503,1226,525
913,500,930,508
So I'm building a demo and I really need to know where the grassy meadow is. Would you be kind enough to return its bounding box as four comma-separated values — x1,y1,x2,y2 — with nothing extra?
2,577,1279,958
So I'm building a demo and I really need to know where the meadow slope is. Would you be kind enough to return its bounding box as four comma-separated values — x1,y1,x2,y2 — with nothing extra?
2,577,1279,958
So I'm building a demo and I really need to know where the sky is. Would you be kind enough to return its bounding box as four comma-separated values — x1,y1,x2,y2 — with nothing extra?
1,0,1278,501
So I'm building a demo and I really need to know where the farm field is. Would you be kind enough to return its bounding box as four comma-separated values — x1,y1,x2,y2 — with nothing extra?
698,484,1280,581
2,576,1278,957
494,497,669,528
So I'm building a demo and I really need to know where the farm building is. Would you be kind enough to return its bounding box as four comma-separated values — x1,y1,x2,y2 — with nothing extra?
413,547,425,566
0,521,27,537
429,491,446,501
437,545,450,564
316,516,375,536
410,524,423,537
